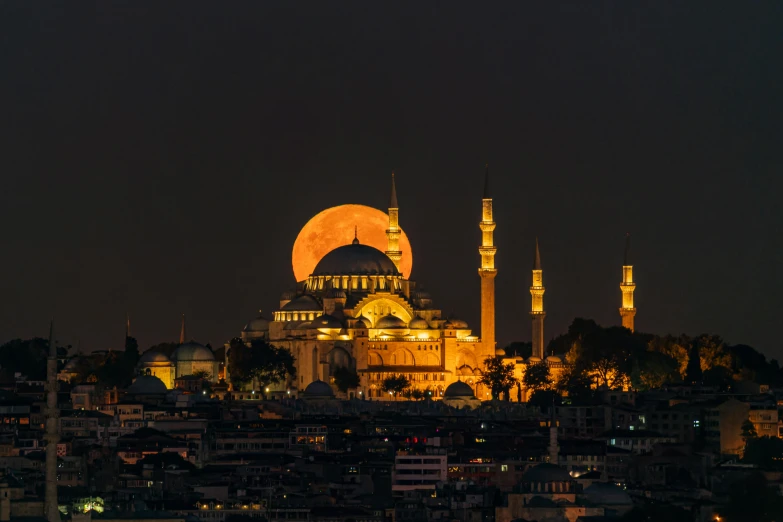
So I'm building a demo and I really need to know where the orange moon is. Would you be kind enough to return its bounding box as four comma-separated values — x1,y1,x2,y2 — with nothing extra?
292,204,413,282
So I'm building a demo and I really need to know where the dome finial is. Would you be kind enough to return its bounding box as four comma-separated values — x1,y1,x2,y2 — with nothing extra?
390,171,398,208
352,225,359,245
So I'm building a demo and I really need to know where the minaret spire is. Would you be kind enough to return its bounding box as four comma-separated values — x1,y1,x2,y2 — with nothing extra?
44,319,60,522
179,313,187,344
619,233,636,331
125,311,130,339
530,238,546,358
479,164,497,352
385,171,402,273
352,225,359,245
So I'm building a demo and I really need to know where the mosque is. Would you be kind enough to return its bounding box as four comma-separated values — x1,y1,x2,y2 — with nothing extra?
230,170,638,402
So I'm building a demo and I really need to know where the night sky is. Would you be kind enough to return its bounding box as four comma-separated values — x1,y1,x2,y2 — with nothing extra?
1,2,781,360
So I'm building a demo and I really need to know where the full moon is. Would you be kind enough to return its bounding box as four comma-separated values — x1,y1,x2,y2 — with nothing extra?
292,204,413,282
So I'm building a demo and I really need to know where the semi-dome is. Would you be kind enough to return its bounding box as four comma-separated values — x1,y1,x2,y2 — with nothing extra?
522,463,572,483
375,314,407,329
281,295,322,312
495,348,507,356
243,310,270,332
312,243,399,276
173,342,215,362
408,316,430,329
303,380,335,398
127,375,168,395
310,314,343,329
139,350,171,365
443,380,476,399
325,288,347,299
584,483,633,505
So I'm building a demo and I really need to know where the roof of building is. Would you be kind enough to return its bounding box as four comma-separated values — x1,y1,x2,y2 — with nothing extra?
408,316,429,329
139,350,172,365
173,341,215,362
583,482,633,505
280,295,322,312
312,243,399,277
521,463,571,483
303,380,335,399
126,375,168,395
375,314,407,329
443,381,476,399
310,314,343,329
243,310,270,332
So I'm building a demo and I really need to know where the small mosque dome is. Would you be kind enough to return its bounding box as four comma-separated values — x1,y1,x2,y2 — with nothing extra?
173,342,215,362
354,316,371,328
312,243,399,276
376,314,407,329
310,314,343,329
546,355,562,363
303,380,335,398
127,375,168,395
584,483,633,505
522,463,572,483
281,295,322,312
528,356,543,364
280,289,297,301
448,317,469,328
138,351,171,365
325,288,347,299
243,310,270,332
495,348,507,356
443,381,476,399
408,316,430,329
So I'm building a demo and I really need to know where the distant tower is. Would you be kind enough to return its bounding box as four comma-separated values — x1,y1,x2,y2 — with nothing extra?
385,172,402,273
125,312,130,338
44,320,59,522
478,165,497,350
179,313,187,343
530,238,546,359
619,233,636,331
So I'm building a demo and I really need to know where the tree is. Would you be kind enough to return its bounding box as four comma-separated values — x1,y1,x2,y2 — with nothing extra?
703,365,733,390
741,419,758,443
227,338,296,390
631,350,680,391
523,361,552,391
381,375,410,398
684,342,702,383
718,472,783,522
333,366,360,393
124,336,140,366
556,365,594,403
0,338,49,380
743,436,783,470
477,356,517,400
410,388,425,401
192,369,211,380
528,389,562,412
695,334,732,371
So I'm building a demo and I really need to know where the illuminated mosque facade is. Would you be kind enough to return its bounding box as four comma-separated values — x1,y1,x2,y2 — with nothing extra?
233,171,637,401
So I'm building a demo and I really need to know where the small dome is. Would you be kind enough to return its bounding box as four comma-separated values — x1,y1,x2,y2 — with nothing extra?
408,316,430,329
443,381,476,399
313,243,399,276
303,380,335,398
139,350,171,365
495,348,507,356
280,289,297,301
448,317,468,328
528,356,543,363
584,483,633,505
354,316,371,328
325,288,347,299
522,463,572,483
375,314,407,329
310,314,343,329
546,355,562,363
173,342,215,362
243,310,270,332
127,375,168,395
280,295,322,312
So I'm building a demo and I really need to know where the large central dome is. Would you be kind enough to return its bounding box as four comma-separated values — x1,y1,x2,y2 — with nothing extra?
313,242,400,276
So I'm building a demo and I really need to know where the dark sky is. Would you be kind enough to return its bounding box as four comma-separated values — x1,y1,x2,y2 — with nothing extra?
1,2,781,360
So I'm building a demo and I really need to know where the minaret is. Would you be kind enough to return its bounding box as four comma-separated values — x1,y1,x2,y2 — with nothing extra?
44,320,60,522
530,238,546,359
179,313,187,343
619,233,636,331
478,165,497,350
125,312,130,338
385,172,402,273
